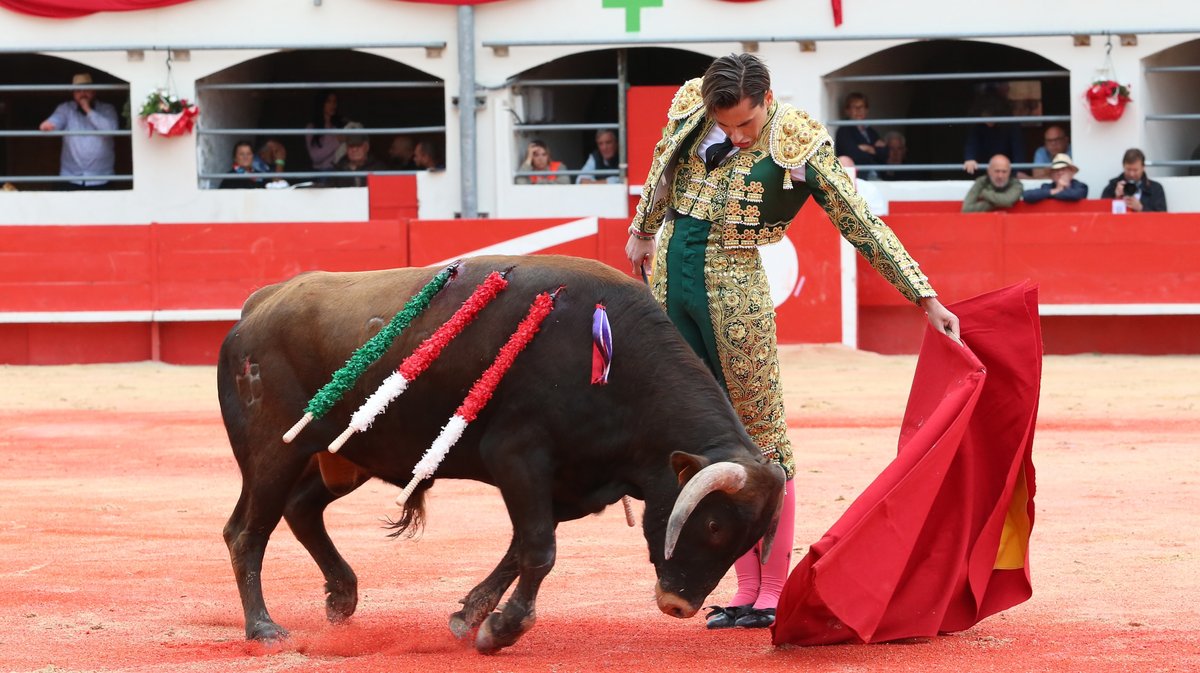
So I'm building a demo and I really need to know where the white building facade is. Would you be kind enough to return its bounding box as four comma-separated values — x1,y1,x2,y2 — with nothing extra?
2,0,1199,224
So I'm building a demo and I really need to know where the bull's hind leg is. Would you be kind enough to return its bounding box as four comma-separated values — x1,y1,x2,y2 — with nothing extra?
449,536,520,639
283,454,370,624
223,447,310,642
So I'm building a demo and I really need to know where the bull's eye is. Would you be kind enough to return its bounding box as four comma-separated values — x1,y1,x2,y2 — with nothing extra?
707,520,720,536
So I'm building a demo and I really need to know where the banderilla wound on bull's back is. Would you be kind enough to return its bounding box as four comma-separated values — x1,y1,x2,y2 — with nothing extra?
394,287,562,507
282,261,460,444
327,269,512,453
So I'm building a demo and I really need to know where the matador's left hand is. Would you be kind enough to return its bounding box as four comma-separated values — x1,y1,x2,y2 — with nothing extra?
920,297,961,345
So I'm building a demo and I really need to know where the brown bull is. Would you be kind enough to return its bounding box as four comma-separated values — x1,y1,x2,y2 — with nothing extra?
218,255,785,653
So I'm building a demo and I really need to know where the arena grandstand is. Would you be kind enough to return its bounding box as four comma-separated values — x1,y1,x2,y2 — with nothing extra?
1,0,1198,362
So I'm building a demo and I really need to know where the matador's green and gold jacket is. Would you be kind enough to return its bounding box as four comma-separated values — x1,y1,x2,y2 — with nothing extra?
630,78,937,305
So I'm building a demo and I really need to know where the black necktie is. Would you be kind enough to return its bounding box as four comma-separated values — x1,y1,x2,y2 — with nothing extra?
705,137,734,171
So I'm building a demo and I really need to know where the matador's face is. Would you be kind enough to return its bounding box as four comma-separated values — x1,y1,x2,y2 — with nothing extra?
712,89,775,150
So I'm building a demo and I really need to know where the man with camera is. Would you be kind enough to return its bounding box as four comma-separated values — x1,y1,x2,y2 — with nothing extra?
1101,148,1168,212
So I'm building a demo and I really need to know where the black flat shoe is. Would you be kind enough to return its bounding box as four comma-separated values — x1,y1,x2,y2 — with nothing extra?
734,607,776,628
705,605,751,630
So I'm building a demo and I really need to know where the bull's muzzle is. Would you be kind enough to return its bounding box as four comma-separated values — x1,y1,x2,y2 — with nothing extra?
654,581,699,619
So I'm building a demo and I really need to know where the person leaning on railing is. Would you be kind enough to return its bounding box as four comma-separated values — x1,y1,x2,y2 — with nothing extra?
577,129,621,184
961,154,1023,212
37,73,118,190
1023,154,1087,204
515,139,569,184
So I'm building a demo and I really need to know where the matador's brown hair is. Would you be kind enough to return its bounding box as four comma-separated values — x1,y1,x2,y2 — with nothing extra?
702,53,771,115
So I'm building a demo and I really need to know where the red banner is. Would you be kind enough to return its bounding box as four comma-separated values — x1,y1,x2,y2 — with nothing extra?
0,0,193,18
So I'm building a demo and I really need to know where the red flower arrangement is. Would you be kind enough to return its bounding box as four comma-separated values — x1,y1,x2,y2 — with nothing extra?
138,89,199,137
1085,79,1132,122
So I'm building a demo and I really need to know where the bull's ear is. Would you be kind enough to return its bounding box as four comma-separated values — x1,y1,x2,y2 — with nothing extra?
669,451,711,487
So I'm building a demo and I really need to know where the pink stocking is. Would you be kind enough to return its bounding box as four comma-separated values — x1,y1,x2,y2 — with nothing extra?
753,480,796,611
727,543,762,607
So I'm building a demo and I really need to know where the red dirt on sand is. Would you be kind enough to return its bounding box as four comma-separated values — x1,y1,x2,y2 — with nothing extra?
0,346,1197,672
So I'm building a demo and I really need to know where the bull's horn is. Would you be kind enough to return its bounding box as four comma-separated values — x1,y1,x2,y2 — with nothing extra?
758,464,787,564
663,462,748,560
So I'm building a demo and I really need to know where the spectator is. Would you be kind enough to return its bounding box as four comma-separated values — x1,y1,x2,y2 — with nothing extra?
962,154,1023,212
254,139,288,175
305,91,346,171
1100,148,1167,213
962,92,1025,175
330,127,386,188
1031,125,1071,179
387,135,417,170
834,92,887,178
219,141,266,189
577,129,621,184
515,139,569,184
38,73,119,190
1023,153,1087,204
413,139,444,171
838,155,888,215
879,131,909,181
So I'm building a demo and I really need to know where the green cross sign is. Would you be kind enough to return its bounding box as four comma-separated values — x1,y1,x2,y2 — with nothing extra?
602,0,663,33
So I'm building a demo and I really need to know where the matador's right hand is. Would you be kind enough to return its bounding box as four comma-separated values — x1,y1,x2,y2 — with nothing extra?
625,234,656,280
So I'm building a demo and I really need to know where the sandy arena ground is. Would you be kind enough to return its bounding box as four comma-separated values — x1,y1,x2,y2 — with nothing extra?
0,345,1197,672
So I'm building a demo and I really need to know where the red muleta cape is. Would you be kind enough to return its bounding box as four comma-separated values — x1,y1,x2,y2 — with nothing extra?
773,281,1041,646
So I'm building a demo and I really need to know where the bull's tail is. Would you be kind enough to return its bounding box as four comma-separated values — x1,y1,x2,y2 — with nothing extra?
383,487,428,539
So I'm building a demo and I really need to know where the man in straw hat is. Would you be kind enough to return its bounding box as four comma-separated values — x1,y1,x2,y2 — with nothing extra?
1023,152,1088,204
38,72,119,190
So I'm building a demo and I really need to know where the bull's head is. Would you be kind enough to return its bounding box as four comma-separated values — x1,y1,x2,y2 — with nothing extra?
653,451,786,619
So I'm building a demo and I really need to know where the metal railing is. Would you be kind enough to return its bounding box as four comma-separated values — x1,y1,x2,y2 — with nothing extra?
513,123,620,132
510,74,624,183
196,81,443,92
481,27,1200,50
858,163,1042,174
1145,113,1200,121
0,83,130,93
0,80,134,185
1,41,446,54
192,77,449,186
200,169,425,183
195,126,446,137
512,168,622,179
825,70,1069,83
0,174,133,184
824,114,1071,127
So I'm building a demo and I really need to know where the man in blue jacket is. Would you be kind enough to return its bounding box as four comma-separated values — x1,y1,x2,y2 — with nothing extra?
1023,153,1087,204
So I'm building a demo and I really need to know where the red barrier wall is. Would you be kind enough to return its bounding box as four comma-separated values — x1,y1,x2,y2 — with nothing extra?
775,202,843,344
858,212,1200,354
0,220,410,365
3,184,1198,363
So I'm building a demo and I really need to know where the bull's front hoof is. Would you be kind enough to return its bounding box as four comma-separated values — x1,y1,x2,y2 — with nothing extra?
474,610,535,654
247,620,289,643
448,611,473,640
474,616,502,655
